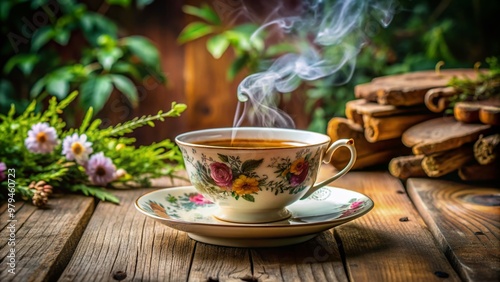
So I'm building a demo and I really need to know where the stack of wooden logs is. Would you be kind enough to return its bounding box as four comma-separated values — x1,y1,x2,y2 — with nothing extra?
327,68,500,181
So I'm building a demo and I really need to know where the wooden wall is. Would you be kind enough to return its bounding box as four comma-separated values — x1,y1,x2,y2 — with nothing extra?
99,0,310,145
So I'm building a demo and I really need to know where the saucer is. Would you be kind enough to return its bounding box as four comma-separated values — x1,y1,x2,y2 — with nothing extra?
135,186,374,247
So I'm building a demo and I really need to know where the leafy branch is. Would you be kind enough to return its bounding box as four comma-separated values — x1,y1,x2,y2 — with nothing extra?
0,91,187,206
447,57,500,112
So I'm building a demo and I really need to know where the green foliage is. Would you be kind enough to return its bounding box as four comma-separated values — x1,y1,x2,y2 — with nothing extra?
178,4,293,81
446,57,500,113
0,91,187,204
0,0,161,116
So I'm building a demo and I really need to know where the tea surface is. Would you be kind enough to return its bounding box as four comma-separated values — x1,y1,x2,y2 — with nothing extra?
193,138,307,148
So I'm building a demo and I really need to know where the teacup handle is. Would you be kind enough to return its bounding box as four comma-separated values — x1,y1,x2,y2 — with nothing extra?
301,138,356,199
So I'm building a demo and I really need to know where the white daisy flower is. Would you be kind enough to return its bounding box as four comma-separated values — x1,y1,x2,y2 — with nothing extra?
62,133,93,165
25,122,59,154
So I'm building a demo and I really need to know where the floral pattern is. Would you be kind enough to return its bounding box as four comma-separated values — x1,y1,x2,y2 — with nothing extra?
266,148,321,195
143,192,213,219
137,187,372,224
181,147,321,202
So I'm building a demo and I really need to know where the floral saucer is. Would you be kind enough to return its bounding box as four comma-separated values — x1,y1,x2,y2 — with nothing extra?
135,186,374,247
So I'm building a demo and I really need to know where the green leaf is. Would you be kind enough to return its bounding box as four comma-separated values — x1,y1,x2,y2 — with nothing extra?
46,76,70,99
97,47,123,70
79,107,94,132
110,74,138,107
31,26,54,51
241,159,263,173
265,43,297,57
182,4,221,25
122,36,160,69
79,12,118,46
177,22,214,44
227,54,249,81
110,61,141,80
53,28,71,46
80,75,113,113
30,77,46,98
217,154,229,163
206,34,230,59
69,184,120,204
242,194,255,202
106,0,131,7
3,54,39,76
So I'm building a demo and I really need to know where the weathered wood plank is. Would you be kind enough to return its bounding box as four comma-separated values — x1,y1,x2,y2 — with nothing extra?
407,178,500,282
251,231,348,282
327,170,462,281
0,194,94,282
354,69,480,106
58,188,196,282
402,116,493,155
188,244,253,281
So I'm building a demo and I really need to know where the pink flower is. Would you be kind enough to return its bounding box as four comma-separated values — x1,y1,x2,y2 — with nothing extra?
209,162,233,188
25,122,59,154
62,133,93,165
189,193,213,205
289,161,309,186
350,201,363,209
0,162,6,181
85,152,116,186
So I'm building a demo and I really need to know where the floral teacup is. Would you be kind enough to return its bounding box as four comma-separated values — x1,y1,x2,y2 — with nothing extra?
175,127,356,223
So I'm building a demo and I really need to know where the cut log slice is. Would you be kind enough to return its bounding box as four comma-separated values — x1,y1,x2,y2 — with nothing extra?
402,117,493,155
355,69,481,106
474,134,500,165
454,97,500,125
480,105,500,125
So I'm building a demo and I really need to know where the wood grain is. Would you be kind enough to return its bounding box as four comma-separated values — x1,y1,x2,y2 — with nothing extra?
354,69,480,106
251,232,347,282
0,195,94,282
188,244,253,281
402,116,492,155
321,169,461,281
363,113,437,143
407,178,500,281
327,117,410,170
58,188,196,282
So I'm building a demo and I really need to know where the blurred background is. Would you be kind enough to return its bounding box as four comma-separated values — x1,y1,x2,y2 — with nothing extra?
1,0,499,145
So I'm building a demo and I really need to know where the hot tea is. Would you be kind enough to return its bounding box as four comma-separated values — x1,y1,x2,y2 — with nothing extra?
193,138,308,148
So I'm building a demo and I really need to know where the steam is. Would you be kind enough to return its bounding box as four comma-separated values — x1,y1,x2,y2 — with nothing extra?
233,0,396,128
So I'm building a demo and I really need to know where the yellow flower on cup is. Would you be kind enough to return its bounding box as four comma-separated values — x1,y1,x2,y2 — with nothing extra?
232,175,260,195
290,157,307,175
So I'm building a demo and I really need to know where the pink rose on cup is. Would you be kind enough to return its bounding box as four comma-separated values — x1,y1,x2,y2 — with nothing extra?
209,162,233,188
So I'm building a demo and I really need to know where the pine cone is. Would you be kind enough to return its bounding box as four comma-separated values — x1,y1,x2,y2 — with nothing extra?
32,190,48,208
30,181,53,195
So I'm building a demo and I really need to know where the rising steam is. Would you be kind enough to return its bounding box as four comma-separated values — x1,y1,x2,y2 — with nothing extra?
233,0,396,128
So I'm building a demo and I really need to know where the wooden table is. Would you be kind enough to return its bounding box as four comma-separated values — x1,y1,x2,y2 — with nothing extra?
1,165,499,281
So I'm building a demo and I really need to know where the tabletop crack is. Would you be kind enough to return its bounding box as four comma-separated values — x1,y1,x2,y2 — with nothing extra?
333,229,351,282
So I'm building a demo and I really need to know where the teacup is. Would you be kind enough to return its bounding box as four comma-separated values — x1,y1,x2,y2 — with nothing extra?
175,127,356,223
